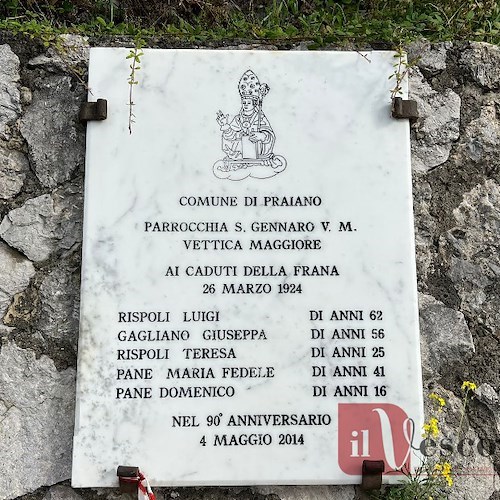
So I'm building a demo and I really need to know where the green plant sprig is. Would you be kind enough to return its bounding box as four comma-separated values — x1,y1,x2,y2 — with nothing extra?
126,33,145,134
389,44,419,100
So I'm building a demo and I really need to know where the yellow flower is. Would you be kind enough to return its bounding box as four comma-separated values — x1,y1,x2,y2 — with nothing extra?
422,417,439,438
429,392,446,411
434,461,453,487
461,381,477,391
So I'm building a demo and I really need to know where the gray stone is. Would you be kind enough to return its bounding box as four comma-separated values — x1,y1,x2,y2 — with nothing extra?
58,34,90,64
440,180,500,331
291,41,314,51
0,44,21,139
37,261,80,346
419,293,475,377
220,44,278,51
459,97,500,163
0,323,14,335
412,174,437,283
0,180,83,263
0,143,29,199
28,34,89,73
19,86,32,106
253,486,356,500
476,383,499,407
0,342,75,499
0,241,36,320
20,75,85,188
460,42,500,90
408,39,450,74
475,383,500,434
450,469,499,500
410,69,461,171
43,485,84,500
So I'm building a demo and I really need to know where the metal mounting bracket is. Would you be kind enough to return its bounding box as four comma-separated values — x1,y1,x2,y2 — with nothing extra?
80,98,108,122
391,97,418,121
117,465,140,494
361,459,385,491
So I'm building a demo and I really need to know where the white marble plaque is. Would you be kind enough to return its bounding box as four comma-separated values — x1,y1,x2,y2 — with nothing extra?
72,49,424,487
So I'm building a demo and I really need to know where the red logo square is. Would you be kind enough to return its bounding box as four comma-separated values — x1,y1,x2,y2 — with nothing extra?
338,403,414,475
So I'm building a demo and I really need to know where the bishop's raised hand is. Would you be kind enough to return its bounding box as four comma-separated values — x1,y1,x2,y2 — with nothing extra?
216,110,230,130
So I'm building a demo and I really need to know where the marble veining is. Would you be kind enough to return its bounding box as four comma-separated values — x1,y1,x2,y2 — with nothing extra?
73,49,423,488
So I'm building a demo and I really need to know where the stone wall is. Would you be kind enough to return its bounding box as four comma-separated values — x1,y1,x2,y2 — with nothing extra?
0,36,498,500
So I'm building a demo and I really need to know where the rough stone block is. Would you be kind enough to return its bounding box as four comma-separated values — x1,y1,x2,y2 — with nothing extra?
43,485,84,500
0,143,29,199
0,242,35,320
20,75,85,188
0,44,21,139
440,179,500,331
37,261,80,347
412,175,437,283
410,69,461,171
475,383,500,434
0,180,83,263
408,39,450,75
460,42,500,90
419,293,475,377
459,98,500,163
28,34,90,74
0,342,76,499
253,486,356,500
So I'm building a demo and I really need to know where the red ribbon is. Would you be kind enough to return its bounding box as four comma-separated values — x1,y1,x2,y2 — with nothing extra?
120,470,155,500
